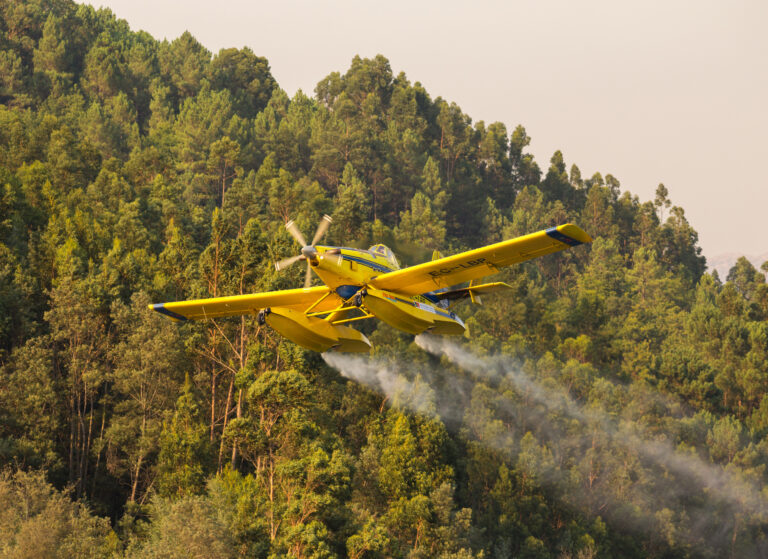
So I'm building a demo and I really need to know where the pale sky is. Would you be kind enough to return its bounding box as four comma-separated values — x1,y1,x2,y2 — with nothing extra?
78,0,768,261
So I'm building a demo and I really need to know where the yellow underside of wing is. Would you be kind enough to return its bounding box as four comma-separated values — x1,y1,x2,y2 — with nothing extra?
369,224,592,295
150,286,341,321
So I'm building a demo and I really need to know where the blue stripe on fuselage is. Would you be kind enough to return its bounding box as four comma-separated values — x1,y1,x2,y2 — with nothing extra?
341,254,393,273
324,246,371,254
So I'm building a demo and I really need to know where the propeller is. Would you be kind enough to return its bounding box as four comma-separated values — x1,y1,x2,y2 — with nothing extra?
275,215,333,288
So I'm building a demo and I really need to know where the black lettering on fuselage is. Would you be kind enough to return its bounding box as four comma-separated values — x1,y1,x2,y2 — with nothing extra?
428,257,487,277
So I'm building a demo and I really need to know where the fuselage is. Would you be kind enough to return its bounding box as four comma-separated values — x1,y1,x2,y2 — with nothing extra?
305,244,465,338
309,245,398,288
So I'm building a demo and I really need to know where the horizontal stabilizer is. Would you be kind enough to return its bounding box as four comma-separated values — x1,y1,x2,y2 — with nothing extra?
436,282,513,303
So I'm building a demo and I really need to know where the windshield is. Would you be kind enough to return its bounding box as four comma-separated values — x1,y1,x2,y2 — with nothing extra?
368,244,400,269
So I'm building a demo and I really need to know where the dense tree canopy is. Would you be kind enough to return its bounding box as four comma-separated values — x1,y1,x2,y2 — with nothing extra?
0,1,766,558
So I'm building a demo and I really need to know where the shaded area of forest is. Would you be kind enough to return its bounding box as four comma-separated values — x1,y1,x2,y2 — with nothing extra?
1,1,768,557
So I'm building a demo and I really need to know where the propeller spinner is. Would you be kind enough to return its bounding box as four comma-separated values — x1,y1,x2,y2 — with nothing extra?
274,215,333,288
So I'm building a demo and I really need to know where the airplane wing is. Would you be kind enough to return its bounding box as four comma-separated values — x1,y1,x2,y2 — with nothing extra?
150,286,341,322
369,224,591,296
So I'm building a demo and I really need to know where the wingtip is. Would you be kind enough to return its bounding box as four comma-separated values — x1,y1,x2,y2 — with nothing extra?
150,302,188,322
559,224,593,244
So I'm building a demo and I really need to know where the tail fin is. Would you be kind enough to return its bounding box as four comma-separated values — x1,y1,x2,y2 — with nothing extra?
431,249,443,261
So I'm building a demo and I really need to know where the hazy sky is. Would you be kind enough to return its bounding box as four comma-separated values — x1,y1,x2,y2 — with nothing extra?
78,0,768,260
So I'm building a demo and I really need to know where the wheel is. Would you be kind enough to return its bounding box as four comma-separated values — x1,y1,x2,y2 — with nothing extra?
354,292,363,307
257,308,270,325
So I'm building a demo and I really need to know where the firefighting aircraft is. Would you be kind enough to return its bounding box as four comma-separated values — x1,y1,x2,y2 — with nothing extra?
150,216,592,353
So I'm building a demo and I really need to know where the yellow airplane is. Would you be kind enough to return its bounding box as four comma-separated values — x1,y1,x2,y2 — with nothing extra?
150,216,592,353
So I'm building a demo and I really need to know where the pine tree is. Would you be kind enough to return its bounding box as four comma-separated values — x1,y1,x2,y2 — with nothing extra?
156,374,212,498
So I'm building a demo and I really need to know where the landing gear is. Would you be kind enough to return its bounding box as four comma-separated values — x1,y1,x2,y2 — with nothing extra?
353,289,366,307
257,308,271,325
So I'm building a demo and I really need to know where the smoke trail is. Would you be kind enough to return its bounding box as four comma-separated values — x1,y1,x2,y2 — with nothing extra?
415,334,768,553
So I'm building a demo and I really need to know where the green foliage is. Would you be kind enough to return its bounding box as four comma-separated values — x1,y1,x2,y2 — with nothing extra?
395,191,446,250
105,292,186,503
331,163,371,245
207,47,276,119
125,495,236,559
0,469,118,558
155,374,212,499
0,4,765,557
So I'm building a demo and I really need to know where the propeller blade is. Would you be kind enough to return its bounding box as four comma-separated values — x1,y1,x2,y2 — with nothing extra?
285,220,307,247
304,263,313,288
274,254,303,271
311,214,333,246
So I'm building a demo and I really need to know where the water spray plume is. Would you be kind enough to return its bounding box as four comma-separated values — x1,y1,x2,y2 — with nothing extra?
322,337,768,555
414,334,768,554
322,352,441,418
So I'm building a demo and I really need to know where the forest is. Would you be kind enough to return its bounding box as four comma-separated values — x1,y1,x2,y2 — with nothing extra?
1,1,768,557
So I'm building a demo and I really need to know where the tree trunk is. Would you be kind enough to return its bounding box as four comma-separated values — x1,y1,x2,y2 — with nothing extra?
91,391,108,496
218,374,234,472
268,458,277,540
130,415,148,503
130,453,144,503
231,388,243,466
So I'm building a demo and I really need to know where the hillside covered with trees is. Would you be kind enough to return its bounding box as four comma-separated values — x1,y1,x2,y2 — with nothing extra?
1,1,768,557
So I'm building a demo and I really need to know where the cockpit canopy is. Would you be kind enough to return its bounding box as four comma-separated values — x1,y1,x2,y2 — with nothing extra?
368,244,400,269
